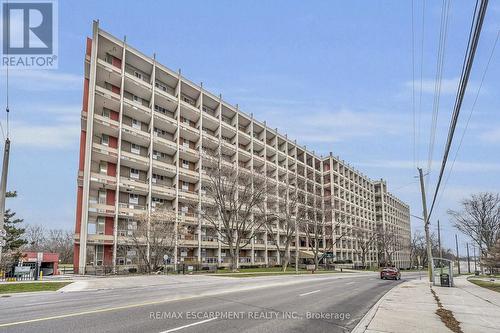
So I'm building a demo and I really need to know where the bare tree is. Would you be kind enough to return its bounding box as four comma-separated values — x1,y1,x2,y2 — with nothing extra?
302,208,350,272
23,225,74,264
24,224,47,251
353,228,378,269
198,150,270,271
448,192,500,272
129,207,179,273
377,226,403,267
266,189,306,272
483,238,500,274
44,230,73,264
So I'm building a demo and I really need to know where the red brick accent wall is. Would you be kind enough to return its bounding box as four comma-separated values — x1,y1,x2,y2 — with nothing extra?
105,217,114,235
109,136,118,148
107,162,116,177
106,190,115,206
104,245,113,266
73,244,80,274
85,37,92,57
110,110,119,121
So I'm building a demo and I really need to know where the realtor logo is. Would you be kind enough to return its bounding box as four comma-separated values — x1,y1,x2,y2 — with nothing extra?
1,0,58,68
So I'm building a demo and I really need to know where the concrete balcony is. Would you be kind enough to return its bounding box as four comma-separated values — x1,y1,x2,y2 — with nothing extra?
123,96,151,114
88,199,115,217
118,203,147,217
97,57,122,75
120,177,149,194
151,184,176,199
179,122,200,137
92,143,118,163
93,114,119,136
95,85,121,103
153,133,177,151
152,159,176,176
90,172,117,189
121,151,149,169
121,124,150,146
178,189,199,202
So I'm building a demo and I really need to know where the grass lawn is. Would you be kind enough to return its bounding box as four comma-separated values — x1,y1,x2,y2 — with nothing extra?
0,282,71,294
468,279,500,293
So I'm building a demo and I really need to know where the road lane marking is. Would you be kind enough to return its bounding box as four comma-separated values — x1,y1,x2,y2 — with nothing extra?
0,273,373,328
299,289,321,297
160,318,217,333
346,282,356,285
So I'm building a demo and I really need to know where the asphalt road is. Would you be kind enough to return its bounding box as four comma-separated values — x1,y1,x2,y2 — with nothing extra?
0,272,422,333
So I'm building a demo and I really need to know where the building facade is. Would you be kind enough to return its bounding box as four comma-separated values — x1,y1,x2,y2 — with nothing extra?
74,22,411,274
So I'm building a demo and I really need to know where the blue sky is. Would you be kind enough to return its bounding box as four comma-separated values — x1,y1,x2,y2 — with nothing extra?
1,0,499,252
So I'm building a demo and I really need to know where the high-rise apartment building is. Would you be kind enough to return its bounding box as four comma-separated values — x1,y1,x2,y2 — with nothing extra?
74,22,411,274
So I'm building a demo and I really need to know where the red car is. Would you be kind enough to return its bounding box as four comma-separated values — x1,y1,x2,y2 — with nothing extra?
380,267,401,280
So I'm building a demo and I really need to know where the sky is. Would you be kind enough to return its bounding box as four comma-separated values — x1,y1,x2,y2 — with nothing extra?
0,0,499,253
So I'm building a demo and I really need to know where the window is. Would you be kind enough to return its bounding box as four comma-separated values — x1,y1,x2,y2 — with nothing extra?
182,140,190,148
182,181,189,191
133,95,142,104
96,217,105,235
102,108,110,118
101,134,109,146
130,168,139,179
129,193,139,205
96,245,104,266
181,206,188,213
98,190,107,204
182,160,189,169
154,104,167,114
99,161,107,174
132,119,141,130
87,221,96,235
134,71,142,80
131,143,140,155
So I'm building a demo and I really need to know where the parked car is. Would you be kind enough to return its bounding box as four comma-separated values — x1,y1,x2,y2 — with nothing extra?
380,267,401,280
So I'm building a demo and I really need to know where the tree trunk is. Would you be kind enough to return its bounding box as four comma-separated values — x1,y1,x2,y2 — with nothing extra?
282,243,290,272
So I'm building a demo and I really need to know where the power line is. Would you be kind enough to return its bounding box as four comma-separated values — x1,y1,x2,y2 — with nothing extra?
416,0,426,168
411,0,417,170
434,29,499,214
428,0,489,221
426,0,451,191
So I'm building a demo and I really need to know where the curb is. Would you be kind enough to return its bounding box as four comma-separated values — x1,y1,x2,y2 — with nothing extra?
351,280,407,333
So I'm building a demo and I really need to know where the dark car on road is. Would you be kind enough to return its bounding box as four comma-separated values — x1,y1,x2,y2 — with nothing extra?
380,267,401,280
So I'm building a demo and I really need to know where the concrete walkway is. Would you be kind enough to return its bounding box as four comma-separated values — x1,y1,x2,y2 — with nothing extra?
353,278,447,333
354,275,500,333
434,276,500,333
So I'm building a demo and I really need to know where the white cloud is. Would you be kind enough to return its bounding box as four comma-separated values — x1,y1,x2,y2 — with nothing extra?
1,70,82,91
254,107,408,146
404,77,481,95
479,128,500,144
8,104,80,149
11,121,79,149
405,77,459,95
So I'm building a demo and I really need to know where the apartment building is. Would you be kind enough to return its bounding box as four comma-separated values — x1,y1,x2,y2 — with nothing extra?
74,21,411,274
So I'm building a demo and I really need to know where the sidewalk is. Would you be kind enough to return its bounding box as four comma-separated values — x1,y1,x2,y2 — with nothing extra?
354,276,500,333
434,276,500,332
353,278,447,333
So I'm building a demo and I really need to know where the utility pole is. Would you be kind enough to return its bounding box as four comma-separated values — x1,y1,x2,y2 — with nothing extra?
417,168,433,283
466,242,471,274
472,245,477,273
437,219,442,259
0,138,11,264
455,234,460,275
